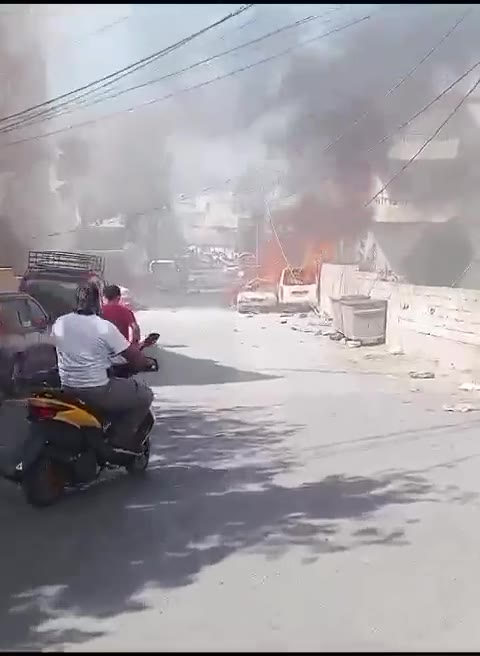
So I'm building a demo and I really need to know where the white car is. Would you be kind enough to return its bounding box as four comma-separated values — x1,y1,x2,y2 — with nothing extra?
278,267,318,310
236,279,278,314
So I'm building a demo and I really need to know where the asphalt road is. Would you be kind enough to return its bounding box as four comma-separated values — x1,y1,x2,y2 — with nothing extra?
1,307,480,650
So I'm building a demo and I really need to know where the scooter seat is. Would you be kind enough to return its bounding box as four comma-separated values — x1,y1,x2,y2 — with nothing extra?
34,387,88,407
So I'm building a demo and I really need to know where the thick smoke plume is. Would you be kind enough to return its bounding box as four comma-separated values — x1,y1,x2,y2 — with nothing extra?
172,4,480,251
2,4,479,273
263,3,480,243
0,7,62,272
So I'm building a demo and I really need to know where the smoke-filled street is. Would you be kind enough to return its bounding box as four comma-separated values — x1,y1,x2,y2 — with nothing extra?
1,306,480,650
3,2,480,650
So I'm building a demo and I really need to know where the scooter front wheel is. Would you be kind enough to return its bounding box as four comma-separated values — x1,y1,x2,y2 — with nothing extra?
22,456,67,507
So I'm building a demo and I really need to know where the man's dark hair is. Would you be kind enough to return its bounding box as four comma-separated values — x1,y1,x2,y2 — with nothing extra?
103,284,122,302
76,282,101,316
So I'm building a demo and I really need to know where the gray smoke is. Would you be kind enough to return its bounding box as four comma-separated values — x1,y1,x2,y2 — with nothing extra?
0,6,63,271
263,3,480,239
170,4,480,241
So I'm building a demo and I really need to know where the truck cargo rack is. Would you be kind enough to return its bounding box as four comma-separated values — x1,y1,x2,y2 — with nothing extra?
27,250,105,275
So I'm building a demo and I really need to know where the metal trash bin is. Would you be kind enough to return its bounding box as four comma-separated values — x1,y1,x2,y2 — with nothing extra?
340,298,387,345
330,295,370,334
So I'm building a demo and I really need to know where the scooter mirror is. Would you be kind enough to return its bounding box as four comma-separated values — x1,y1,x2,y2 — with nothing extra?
143,332,160,348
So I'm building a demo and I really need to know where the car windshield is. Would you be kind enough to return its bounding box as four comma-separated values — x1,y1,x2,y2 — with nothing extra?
151,261,176,273
283,268,316,286
25,279,79,318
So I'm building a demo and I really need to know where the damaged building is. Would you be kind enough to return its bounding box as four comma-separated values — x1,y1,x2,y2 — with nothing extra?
358,92,480,289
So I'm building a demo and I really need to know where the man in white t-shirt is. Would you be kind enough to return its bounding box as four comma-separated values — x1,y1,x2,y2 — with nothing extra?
52,282,154,455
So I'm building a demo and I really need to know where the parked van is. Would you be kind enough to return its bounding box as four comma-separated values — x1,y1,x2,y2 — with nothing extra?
278,266,317,310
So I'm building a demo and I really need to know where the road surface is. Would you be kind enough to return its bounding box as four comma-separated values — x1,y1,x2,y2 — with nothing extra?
1,307,480,651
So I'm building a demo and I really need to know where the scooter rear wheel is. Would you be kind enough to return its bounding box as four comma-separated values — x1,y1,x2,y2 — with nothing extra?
22,456,67,507
126,437,150,475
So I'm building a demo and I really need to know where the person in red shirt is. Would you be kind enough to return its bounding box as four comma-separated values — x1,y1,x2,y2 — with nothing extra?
102,284,140,344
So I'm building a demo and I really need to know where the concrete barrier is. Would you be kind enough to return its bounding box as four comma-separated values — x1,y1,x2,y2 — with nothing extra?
320,264,480,372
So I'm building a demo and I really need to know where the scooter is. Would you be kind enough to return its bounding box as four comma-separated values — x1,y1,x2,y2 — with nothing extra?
6,332,160,508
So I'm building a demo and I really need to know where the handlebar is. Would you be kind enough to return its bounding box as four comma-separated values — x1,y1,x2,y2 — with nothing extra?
139,332,160,350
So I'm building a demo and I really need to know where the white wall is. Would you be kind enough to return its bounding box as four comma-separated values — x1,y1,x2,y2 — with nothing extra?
320,264,480,372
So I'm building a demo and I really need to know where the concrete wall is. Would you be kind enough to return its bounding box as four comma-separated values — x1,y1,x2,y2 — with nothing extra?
320,264,480,372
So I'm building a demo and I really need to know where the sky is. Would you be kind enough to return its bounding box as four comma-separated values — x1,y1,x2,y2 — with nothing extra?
38,3,344,198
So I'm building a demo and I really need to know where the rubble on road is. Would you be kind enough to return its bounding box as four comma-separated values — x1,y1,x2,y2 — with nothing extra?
285,310,333,335
363,353,384,360
409,371,435,380
315,327,335,336
291,325,317,334
329,332,344,342
389,347,404,356
443,403,480,413
459,382,480,392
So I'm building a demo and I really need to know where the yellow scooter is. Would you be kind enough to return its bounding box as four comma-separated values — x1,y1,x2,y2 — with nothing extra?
8,333,159,507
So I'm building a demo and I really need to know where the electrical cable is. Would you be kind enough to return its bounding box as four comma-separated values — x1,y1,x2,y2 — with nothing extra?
0,13,372,147
303,56,480,196
365,74,480,207
70,13,334,110
364,58,480,155
319,6,473,156
257,7,476,305
68,14,132,46
1,12,332,133
0,4,253,127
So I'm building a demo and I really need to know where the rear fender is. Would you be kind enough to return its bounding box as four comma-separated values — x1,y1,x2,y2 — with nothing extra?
18,425,49,474
19,422,83,476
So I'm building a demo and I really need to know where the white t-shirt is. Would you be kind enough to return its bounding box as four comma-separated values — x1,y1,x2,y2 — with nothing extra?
52,312,130,388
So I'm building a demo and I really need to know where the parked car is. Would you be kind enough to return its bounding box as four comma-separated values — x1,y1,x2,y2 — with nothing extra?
236,278,278,314
278,267,317,311
149,259,184,292
0,291,56,399
19,250,106,321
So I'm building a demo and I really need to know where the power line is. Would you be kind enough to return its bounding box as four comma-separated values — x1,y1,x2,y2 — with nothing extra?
2,14,321,131
31,13,480,265
3,10,340,133
319,5,473,157
364,58,480,155
69,14,131,46
0,4,253,127
0,13,372,148
69,13,333,111
365,74,480,207
306,55,480,195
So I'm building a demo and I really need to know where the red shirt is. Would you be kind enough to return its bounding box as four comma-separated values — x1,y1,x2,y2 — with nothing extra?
102,302,136,341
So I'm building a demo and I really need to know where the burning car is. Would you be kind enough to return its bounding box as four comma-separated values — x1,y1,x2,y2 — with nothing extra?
278,266,318,311
236,278,278,314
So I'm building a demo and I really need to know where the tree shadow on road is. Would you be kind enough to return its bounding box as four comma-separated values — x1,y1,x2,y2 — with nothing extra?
0,404,450,650
142,345,279,387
